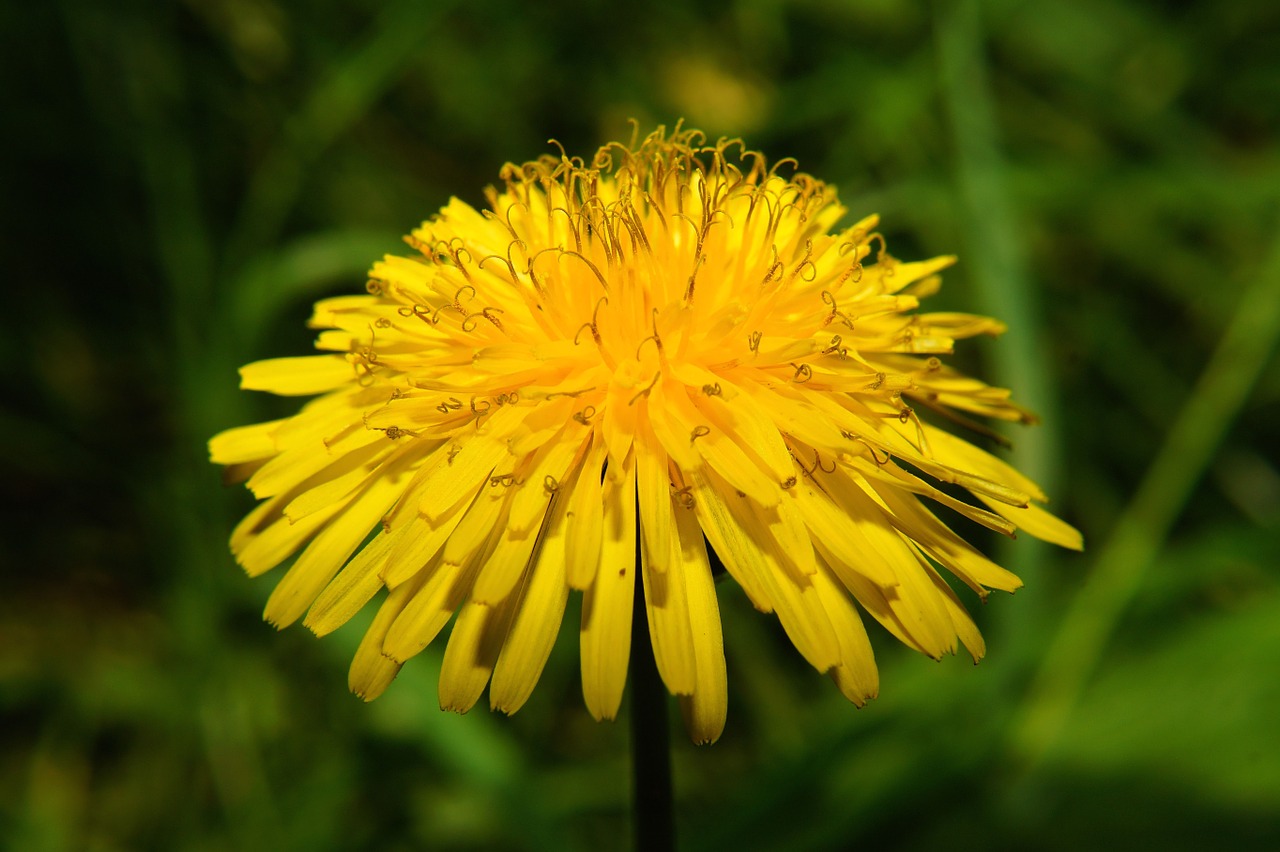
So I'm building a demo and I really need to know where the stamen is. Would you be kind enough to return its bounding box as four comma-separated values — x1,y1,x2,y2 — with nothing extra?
669,483,696,509
629,372,660,405
635,308,663,359
683,252,706,304
562,249,609,292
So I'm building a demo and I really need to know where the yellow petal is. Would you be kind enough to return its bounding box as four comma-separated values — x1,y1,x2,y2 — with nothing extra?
673,496,727,745
348,569,430,701
208,419,286,464
304,524,401,636
690,467,840,673
579,449,636,721
382,558,464,662
245,426,375,501
640,468,697,696
872,486,1022,596
239,355,353,396
794,480,899,589
635,412,674,574
812,558,879,705
262,461,408,629
564,432,608,590
415,426,515,521
438,595,519,713
282,441,397,523
983,498,1084,551
381,481,481,587
231,489,339,578
489,487,572,714
662,382,780,508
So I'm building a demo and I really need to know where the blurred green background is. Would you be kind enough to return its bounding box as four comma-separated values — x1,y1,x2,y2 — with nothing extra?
3,0,1278,849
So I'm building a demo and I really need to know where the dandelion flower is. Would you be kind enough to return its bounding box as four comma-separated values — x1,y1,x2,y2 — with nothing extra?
210,126,1082,744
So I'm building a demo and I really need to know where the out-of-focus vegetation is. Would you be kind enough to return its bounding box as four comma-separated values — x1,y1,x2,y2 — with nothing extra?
2,0,1278,849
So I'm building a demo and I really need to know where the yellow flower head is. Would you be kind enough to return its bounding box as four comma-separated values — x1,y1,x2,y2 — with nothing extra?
210,126,1081,744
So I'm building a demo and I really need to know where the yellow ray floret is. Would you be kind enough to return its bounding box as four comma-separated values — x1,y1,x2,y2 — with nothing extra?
210,125,1081,743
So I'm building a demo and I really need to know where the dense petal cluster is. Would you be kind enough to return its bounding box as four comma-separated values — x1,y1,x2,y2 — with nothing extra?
210,127,1081,743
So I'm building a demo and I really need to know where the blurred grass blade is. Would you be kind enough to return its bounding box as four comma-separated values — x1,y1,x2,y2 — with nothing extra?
933,0,1058,485
222,0,458,275
1009,221,1280,769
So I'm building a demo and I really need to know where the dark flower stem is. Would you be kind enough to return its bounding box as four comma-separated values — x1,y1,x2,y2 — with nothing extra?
631,571,675,852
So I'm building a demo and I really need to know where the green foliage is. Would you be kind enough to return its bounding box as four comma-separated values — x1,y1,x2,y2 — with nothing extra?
2,0,1277,849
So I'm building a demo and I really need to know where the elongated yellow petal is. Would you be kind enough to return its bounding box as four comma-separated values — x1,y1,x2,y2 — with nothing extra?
812,557,879,705
564,432,608,590
208,419,286,464
690,467,840,673
240,356,354,396
673,496,727,745
381,481,480,587
635,412,673,574
438,593,520,713
639,469,697,696
580,449,636,721
489,489,572,714
381,558,464,663
304,524,402,636
665,385,780,508
983,498,1084,551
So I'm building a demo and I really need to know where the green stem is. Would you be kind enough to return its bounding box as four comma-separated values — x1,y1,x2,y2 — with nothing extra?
630,573,675,852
